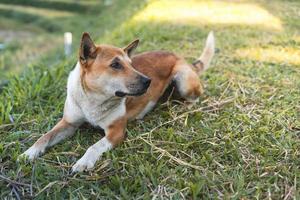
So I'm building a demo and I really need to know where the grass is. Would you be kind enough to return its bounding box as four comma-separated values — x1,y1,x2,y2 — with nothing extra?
0,0,300,199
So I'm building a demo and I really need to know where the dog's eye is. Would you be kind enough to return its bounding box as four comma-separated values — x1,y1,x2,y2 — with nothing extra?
110,61,123,70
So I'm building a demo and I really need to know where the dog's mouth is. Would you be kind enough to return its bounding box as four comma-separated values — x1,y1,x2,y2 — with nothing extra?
115,88,148,97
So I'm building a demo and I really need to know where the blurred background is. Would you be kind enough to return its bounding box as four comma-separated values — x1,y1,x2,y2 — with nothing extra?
0,0,107,84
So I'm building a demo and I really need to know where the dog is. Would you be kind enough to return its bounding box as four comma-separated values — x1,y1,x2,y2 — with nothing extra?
20,31,215,172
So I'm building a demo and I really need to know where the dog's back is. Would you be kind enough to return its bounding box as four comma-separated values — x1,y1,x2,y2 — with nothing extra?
126,32,215,120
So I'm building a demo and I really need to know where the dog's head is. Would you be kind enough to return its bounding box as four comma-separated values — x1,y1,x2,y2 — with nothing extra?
78,32,151,97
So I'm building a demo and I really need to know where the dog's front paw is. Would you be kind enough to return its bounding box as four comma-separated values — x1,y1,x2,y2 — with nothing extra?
18,146,41,161
72,155,97,172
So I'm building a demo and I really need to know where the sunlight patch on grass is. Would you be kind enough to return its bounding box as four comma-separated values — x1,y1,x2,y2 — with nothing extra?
0,3,74,18
133,0,282,30
236,47,300,66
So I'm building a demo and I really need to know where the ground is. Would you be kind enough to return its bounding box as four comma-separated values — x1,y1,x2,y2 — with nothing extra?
0,0,299,199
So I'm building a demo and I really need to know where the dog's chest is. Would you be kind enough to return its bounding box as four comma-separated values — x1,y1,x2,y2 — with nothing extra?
80,97,126,129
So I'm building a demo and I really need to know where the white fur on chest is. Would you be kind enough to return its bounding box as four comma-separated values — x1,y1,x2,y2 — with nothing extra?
81,97,126,128
65,62,126,130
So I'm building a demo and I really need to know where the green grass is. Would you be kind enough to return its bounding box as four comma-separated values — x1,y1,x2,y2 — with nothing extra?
0,0,300,199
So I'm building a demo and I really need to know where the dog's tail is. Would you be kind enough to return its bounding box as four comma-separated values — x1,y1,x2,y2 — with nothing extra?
192,31,215,74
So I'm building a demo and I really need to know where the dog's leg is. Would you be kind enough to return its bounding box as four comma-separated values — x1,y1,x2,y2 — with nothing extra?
173,62,203,104
72,118,126,172
20,118,79,160
135,100,156,120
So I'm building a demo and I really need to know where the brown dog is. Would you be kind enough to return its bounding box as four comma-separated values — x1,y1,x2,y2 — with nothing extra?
20,32,215,172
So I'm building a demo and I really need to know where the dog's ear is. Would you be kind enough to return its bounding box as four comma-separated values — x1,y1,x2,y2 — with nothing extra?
79,32,97,65
123,39,139,57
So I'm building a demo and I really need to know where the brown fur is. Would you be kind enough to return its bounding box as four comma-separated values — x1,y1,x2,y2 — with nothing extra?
125,51,179,118
106,117,127,147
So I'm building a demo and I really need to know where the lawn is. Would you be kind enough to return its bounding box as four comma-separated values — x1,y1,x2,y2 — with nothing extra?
0,0,299,199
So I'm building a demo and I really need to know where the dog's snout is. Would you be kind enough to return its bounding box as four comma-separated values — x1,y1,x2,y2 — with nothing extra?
143,77,151,87
141,76,151,88
126,74,151,96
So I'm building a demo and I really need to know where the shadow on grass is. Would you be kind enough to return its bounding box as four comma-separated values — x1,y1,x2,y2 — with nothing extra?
0,0,97,13
0,8,61,32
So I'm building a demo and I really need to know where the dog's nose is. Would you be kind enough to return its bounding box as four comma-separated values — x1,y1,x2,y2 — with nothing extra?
141,76,151,88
